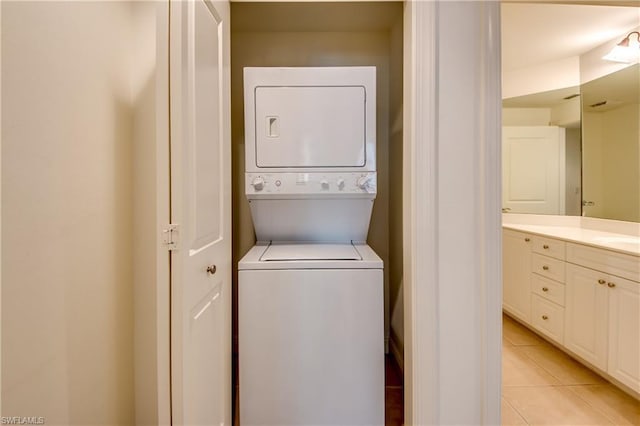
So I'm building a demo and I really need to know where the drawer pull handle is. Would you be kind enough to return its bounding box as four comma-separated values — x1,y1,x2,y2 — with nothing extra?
206,264,217,275
607,282,616,288
524,238,531,242
598,279,606,285
542,315,548,320
543,244,549,249
542,265,549,271
542,287,549,292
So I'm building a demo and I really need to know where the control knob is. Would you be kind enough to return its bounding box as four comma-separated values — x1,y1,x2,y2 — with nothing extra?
336,178,345,190
357,175,370,191
251,177,265,191
320,179,330,190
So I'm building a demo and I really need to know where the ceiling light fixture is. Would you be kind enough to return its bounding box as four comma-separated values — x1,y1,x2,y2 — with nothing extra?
603,31,640,64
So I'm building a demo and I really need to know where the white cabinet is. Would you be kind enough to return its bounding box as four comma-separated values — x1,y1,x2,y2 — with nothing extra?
503,228,640,394
503,230,532,322
607,275,640,393
565,263,640,393
564,264,609,371
529,236,565,345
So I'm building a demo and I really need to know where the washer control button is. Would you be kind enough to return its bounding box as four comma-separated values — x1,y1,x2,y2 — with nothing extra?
251,177,265,191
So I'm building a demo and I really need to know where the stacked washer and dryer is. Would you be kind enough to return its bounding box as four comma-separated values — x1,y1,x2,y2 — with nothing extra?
238,67,384,425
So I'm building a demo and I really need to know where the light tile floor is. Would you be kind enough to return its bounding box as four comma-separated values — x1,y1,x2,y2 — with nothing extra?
502,314,640,425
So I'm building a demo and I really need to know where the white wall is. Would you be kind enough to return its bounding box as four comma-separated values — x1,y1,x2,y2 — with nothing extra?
502,56,580,100
2,3,135,423
502,108,550,126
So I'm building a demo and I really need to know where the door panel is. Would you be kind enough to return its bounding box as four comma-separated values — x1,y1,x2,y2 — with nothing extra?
170,0,231,424
502,126,565,214
254,86,366,168
564,264,608,370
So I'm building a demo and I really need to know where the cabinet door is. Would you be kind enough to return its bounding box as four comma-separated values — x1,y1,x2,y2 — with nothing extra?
503,230,532,322
565,264,608,370
607,276,640,393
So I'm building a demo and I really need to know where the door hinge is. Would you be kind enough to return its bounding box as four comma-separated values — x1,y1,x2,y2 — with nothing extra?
162,224,179,250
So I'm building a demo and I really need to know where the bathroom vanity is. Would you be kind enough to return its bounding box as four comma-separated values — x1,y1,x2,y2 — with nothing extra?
502,214,640,397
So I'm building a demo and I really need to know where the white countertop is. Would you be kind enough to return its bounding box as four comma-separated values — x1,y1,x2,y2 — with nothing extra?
502,215,640,257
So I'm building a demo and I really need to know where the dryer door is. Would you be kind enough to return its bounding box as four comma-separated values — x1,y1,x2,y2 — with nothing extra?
254,85,366,168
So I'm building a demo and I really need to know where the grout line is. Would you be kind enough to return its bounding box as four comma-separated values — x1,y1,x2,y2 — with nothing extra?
502,395,530,425
562,384,623,426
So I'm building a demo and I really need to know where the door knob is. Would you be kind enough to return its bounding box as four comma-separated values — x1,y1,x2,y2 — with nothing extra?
542,287,549,292
542,315,548,320
607,282,616,288
206,265,217,275
542,265,549,271
543,244,549,249
598,279,606,285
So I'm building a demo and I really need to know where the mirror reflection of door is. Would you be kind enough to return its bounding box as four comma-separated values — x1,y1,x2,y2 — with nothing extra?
502,126,566,215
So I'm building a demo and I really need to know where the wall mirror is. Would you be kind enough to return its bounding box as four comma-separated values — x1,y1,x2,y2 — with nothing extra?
581,63,639,222
501,3,639,223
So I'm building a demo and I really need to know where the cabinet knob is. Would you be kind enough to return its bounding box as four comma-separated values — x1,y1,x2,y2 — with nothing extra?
206,264,217,275
607,282,616,288
542,265,549,271
598,279,606,285
524,238,531,242
543,244,549,249
542,287,549,292
542,315,548,320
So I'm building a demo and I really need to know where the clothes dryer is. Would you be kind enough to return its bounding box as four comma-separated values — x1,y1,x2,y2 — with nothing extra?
238,67,383,425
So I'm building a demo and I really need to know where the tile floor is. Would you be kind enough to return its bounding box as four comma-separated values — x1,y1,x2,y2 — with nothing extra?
502,314,640,425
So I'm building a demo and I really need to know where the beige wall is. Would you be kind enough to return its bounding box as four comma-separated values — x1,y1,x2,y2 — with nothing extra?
601,104,640,222
230,3,403,353
565,128,582,217
388,14,404,356
131,3,170,425
2,2,135,423
582,111,605,218
583,104,640,222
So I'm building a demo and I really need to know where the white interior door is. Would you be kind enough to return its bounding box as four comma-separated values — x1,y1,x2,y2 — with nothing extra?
169,0,231,424
502,126,565,215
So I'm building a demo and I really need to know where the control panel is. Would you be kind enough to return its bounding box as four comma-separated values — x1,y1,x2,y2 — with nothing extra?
245,172,377,197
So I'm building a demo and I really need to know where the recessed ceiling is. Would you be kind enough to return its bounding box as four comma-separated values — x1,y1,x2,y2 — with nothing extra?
501,3,639,73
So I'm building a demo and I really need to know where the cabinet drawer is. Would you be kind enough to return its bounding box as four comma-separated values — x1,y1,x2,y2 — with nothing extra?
532,236,565,260
567,242,640,282
532,274,565,306
532,253,565,283
531,294,564,344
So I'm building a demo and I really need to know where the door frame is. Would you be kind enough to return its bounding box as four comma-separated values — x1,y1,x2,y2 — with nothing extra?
402,1,502,424
153,1,503,424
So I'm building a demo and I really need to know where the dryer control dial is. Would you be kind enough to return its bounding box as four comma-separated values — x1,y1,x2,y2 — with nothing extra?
336,178,345,190
357,175,369,190
251,177,265,191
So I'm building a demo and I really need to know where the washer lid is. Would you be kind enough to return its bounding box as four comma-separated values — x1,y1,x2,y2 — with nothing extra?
260,244,362,261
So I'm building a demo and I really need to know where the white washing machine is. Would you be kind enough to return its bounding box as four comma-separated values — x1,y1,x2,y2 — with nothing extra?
238,67,384,425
